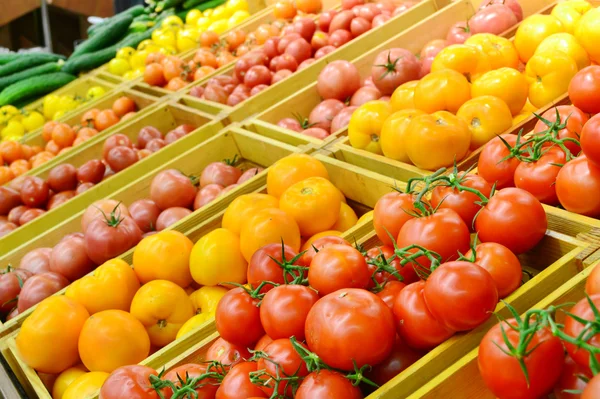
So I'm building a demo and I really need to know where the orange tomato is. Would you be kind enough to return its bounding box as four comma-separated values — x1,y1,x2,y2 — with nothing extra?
166,77,188,91
0,166,14,185
471,67,529,116
266,154,329,198
222,193,279,235
130,280,195,347
21,145,33,160
239,207,301,261
274,0,297,20
295,0,322,13
65,259,140,315
380,109,426,163
9,159,30,177
514,14,564,63
390,81,419,111
0,140,24,164
133,230,194,287
78,310,150,372
80,109,100,127
404,111,471,170
52,123,76,148
30,152,54,168
456,96,513,150
112,96,137,117
42,121,58,141
279,176,342,237
45,139,61,154
464,34,519,70
16,296,89,374
535,33,590,70
331,202,358,232
94,109,120,131
431,44,491,82
414,69,471,113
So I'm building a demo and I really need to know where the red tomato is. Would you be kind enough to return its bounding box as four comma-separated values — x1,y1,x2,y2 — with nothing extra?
446,21,471,45
0,268,32,315
328,29,353,47
237,167,264,184
308,99,345,132
587,263,600,296
373,192,418,247
583,374,600,399
161,363,219,399
216,287,264,347
19,247,52,274
106,146,138,172
145,139,166,153
206,337,251,370
317,61,361,101
99,365,159,399
556,156,600,217
350,16,371,37
376,280,406,309
193,184,224,210
77,160,106,184
534,106,587,156
365,245,418,286
430,173,492,229
20,176,49,208
292,18,316,41
200,162,241,188
136,126,162,149
155,207,192,231
569,66,600,115
84,215,142,265
256,339,309,397
318,10,338,31
478,134,520,189
465,242,521,298
260,284,319,340
81,200,130,232
305,288,395,370
300,235,350,266
0,187,21,216
564,295,600,372
17,272,69,313
475,188,547,255
514,147,566,205
215,362,267,399
308,244,370,296
366,335,422,386
150,169,198,210
285,38,312,63
392,281,454,349
8,205,28,225
47,164,77,192
103,134,133,160
295,370,362,399
554,356,589,399
581,114,600,169
247,243,302,293
49,235,95,280
478,318,564,399
128,199,160,233
350,86,382,107
331,106,358,132
19,208,45,225
371,49,420,95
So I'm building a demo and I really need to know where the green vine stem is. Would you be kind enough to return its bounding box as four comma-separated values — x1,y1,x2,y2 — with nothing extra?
267,241,309,285
149,361,228,399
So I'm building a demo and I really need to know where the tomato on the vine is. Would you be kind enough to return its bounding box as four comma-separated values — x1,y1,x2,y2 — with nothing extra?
99,365,159,399
478,134,520,189
205,338,251,370
295,370,362,399
216,362,267,399
255,339,309,397
465,242,521,299
215,287,264,348
373,192,418,247
513,146,566,205
308,244,370,295
563,295,600,372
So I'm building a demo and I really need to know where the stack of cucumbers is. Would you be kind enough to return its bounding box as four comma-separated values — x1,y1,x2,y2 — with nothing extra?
0,0,225,108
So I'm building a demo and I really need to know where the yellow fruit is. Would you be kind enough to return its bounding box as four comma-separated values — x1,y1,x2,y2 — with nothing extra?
108,58,131,76
176,312,214,339
158,46,178,55
208,20,229,34
228,11,250,28
130,50,149,70
162,15,184,29
186,9,203,25
1,120,25,139
53,110,66,121
0,105,19,124
22,111,45,132
43,95,60,119
227,0,249,13
116,47,135,60
137,40,155,51
196,17,211,31
57,96,79,112
86,86,106,100
176,29,198,52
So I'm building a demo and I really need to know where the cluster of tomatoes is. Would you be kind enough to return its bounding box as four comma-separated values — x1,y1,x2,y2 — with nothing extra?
0,141,53,186
477,262,600,399
477,65,600,218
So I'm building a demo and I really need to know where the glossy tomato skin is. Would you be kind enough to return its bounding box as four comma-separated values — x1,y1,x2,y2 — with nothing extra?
150,169,197,210
478,134,520,189
581,114,600,168
569,65,600,115
582,374,600,399
564,295,600,372
397,208,471,267
216,362,267,399
0,268,32,315
200,162,241,188
465,242,521,298
533,105,587,156
554,356,589,399
556,156,600,217
260,284,318,340
366,335,422,386
514,147,566,205
370,48,420,95
161,363,218,399
206,337,251,370
376,280,406,310
475,188,547,254
478,319,564,399
99,365,159,399
256,339,309,397
373,192,417,247
300,235,350,266
17,271,69,313
50,235,95,280
216,287,265,348
84,216,142,265
20,176,49,208
392,281,454,350
430,173,492,229
308,244,370,296
247,243,300,293
366,245,418,286
305,288,396,370
295,370,362,399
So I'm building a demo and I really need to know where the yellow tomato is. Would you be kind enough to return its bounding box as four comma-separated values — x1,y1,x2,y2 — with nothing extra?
0,105,18,123
390,80,418,111
86,86,106,100
301,230,343,251
464,34,519,70
130,280,195,347
124,69,143,80
228,11,250,28
575,7,600,64
522,99,537,113
1,121,24,139
404,111,471,170
108,58,131,76
431,44,491,82
196,16,212,31
52,365,87,399
348,100,393,154
62,372,108,399
177,29,198,52
43,94,60,119
189,228,247,286
331,202,358,232
535,33,590,70
551,0,592,34
208,20,229,34
471,67,529,116
204,9,214,18
158,45,178,55
240,208,301,261
380,109,425,163
212,5,232,20
116,46,136,60
227,0,249,13
186,9,203,25
52,110,66,121
525,50,578,108
266,154,329,198
65,259,140,315
155,30,177,48
222,193,279,234
176,312,214,339
57,95,79,112
279,177,342,237
22,111,45,132
514,14,564,63
356,210,374,225
414,69,471,113
162,15,185,29
133,230,194,288
16,296,89,374
78,310,150,373
456,95,513,150
190,286,228,314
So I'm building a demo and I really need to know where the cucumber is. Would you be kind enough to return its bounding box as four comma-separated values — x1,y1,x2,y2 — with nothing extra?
0,53,66,78
155,0,184,13
183,0,208,9
0,62,62,91
88,4,146,36
62,45,117,75
0,53,21,65
0,72,76,107
127,21,149,34
72,14,133,57
176,0,226,18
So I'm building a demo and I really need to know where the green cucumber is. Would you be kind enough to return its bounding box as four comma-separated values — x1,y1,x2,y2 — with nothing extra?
0,53,66,78
88,4,146,36
0,62,62,91
183,0,208,9
72,14,133,57
62,45,118,75
0,72,76,107
176,0,225,18
0,53,21,65
156,0,184,13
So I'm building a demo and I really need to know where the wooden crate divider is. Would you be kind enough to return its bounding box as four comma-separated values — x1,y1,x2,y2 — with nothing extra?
0,101,223,256
407,259,600,399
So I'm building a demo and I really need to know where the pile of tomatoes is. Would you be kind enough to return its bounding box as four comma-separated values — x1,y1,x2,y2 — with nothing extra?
0,141,51,185
477,262,600,399
477,64,600,218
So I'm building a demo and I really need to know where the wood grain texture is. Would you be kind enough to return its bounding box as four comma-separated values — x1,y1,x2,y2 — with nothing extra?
49,0,114,18
0,0,40,26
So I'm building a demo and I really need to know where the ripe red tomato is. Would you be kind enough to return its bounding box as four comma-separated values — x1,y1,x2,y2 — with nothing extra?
193,184,224,210
0,268,32,315
99,365,159,399
308,244,370,296
247,243,301,292
256,339,309,397
366,335,422,386
150,169,198,210
20,176,49,208
103,134,133,160
215,287,264,347
305,288,395,370
392,281,454,349
49,235,95,280
478,318,564,399
465,242,521,298
564,295,600,372
514,147,566,205
308,99,345,132
17,271,69,313
216,362,267,399
295,370,362,399
106,146,138,172
128,199,160,233
556,156,600,217
373,192,417,247
430,173,492,229
365,245,418,286
260,284,318,340
371,48,420,95
554,356,589,399
200,162,241,188
137,127,162,149
587,263,600,296
77,159,106,184
317,61,361,101
475,188,547,254
581,114,600,168
205,337,251,370
534,106,587,156
47,164,77,192
478,134,520,189
568,65,600,115
84,215,142,265
161,363,219,399
375,280,406,309
583,374,600,399
284,38,312,64
300,235,350,266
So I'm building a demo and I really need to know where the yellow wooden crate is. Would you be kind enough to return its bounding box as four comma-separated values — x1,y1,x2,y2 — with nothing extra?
0,102,222,257
1,150,400,398
407,259,599,399
176,0,451,122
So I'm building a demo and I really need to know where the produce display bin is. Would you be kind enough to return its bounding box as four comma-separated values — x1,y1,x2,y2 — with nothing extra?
175,0,452,122
0,149,400,398
404,260,598,399
0,101,221,257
